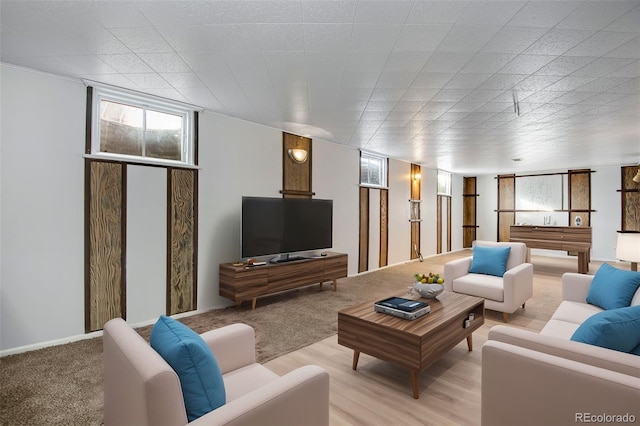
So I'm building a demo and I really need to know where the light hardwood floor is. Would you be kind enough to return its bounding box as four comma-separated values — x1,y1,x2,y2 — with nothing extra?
265,254,612,425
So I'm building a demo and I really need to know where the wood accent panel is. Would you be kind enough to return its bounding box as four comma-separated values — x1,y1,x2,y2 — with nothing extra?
410,164,421,260
497,175,515,241
463,177,478,248
359,187,369,273
282,132,312,198
510,225,592,273
219,252,348,308
436,196,443,254
621,166,640,232
379,189,389,267
167,168,197,315
85,160,126,332
446,196,452,252
568,169,591,227
338,292,484,398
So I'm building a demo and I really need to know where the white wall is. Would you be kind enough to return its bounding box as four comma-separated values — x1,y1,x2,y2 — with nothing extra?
388,159,411,265
1,66,86,349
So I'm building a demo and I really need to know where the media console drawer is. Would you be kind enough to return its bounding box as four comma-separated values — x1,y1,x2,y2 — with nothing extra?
219,252,348,309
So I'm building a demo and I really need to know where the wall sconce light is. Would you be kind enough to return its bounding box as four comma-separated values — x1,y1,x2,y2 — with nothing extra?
287,148,308,164
633,168,640,183
413,173,421,181
616,232,640,271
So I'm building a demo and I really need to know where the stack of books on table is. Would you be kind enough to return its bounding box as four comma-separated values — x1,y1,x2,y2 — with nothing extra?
374,297,430,320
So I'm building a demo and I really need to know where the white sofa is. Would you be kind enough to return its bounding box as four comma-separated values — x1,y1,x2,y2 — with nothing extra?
103,318,330,426
482,272,640,426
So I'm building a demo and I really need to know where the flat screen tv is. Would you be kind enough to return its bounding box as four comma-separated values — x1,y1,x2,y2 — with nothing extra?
241,196,333,260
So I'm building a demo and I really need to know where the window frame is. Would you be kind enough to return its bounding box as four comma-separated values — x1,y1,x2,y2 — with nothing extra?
360,151,388,189
86,83,198,168
437,170,452,196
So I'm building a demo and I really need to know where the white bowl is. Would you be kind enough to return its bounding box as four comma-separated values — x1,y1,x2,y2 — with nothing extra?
413,282,444,298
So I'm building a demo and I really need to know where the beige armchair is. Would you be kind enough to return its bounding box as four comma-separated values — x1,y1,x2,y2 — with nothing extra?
444,241,533,322
103,318,330,426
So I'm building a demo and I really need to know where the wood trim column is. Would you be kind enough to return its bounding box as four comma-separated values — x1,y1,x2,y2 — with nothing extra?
568,169,592,227
85,160,126,332
167,168,198,315
282,132,313,198
359,187,370,273
379,189,389,267
497,174,516,242
410,164,421,259
463,177,478,247
620,166,640,231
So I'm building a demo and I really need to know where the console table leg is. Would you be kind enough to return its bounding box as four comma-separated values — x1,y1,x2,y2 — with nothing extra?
466,335,473,351
251,298,257,310
352,351,360,370
332,279,338,291
411,371,420,399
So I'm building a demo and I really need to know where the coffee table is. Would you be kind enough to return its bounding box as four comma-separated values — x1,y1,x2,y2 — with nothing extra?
337,291,484,398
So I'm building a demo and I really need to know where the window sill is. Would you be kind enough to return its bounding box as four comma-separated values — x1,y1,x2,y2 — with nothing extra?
359,184,389,190
83,154,200,170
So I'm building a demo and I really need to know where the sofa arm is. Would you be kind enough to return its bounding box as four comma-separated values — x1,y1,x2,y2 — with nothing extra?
444,256,472,291
502,263,533,312
482,341,640,426
190,365,330,426
201,324,256,375
562,272,593,303
488,325,640,378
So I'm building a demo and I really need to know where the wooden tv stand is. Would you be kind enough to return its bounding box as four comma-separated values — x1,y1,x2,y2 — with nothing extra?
219,252,348,309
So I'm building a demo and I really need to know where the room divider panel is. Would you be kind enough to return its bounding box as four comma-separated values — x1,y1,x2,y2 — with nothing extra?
167,168,197,315
85,160,126,332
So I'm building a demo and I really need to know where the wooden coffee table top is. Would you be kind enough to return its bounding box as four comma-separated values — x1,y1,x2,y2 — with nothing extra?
338,291,484,337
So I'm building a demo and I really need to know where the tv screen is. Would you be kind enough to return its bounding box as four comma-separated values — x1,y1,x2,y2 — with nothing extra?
241,197,333,259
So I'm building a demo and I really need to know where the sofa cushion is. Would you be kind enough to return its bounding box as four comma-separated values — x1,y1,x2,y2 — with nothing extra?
570,306,640,354
453,273,504,301
540,319,582,339
586,264,640,310
549,301,603,326
469,245,511,277
150,315,226,422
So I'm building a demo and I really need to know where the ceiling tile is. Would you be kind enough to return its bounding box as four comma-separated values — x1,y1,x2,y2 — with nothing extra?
498,55,557,75
109,27,173,54
457,1,527,26
393,24,452,52
556,1,638,30
507,1,582,28
565,31,639,57
437,25,501,53
350,24,402,52
301,1,358,23
137,53,190,73
406,1,470,24
97,54,154,73
482,26,549,54
524,29,595,55
422,52,474,73
354,1,413,24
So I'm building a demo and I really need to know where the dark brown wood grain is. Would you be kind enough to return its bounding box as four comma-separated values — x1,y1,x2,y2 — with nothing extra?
219,252,348,308
338,291,484,398
359,187,369,273
510,225,592,273
282,132,312,198
621,166,640,232
86,160,125,332
462,177,477,248
167,168,196,315
379,189,388,267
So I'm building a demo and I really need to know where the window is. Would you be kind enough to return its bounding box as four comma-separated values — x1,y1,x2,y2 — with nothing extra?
88,84,197,167
438,170,451,196
360,151,388,188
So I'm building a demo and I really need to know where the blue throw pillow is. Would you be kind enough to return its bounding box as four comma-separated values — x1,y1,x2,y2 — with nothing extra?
571,306,640,354
150,315,225,422
586,263,640,310
468,245,512,277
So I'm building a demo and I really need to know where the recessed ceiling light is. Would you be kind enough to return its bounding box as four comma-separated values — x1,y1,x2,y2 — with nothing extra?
512,158,522,162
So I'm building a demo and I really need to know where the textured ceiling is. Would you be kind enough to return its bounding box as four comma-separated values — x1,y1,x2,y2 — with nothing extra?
1,0,639,175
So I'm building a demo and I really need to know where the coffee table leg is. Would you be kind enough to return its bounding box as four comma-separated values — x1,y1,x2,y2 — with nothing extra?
466,335,473,351
411,371,420,399
352,351,360,370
